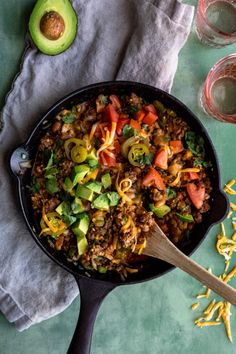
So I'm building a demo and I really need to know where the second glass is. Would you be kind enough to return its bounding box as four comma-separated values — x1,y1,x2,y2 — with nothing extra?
195,0,236,47
199,54,236,123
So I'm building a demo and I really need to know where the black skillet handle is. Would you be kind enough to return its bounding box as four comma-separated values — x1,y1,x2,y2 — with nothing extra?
67,276,116,354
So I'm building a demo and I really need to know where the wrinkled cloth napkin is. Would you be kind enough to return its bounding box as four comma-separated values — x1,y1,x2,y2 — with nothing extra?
0,0,194,331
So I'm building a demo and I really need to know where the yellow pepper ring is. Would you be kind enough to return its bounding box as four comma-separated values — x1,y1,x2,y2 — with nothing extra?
128,143,149,166
64,138,86,160
42,209,66,233
40,218,66,238
71,145,88,163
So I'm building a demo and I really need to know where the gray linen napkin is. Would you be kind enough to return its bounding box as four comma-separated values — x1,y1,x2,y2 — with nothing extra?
0,0,194,331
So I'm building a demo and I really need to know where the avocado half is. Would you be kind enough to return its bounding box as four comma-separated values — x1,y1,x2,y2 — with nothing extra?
29,0,78,55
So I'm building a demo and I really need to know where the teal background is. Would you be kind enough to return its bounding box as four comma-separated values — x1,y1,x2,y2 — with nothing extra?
1,1,236,353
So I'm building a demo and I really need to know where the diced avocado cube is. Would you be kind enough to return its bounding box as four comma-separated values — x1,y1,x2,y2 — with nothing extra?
72,213,90,255
92,194,110,210
76,185,94,201
71,164,90,185
72,213,90,236
71,198,85,214
87,148,99,169
101,173,112,189
149,203,171,218
77,235,88,256
63,177,75,196
86,181,102,194
106,192,119,206
56,201,70,216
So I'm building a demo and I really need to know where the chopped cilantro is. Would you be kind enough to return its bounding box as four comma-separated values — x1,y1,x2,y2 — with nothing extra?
45,176,59,195
100,95,109,105
123,124,133,138
58,201,77,226
31,180,40,193
63,214,77,226
194,158,212,168
122,124,140,139
166,187,176,200
44,152,59,194
136,153,153,166
45,151,55,170
62,113,76,124
106,192,120,206
45,167,59,177
126,105,139,117
185,131,205,157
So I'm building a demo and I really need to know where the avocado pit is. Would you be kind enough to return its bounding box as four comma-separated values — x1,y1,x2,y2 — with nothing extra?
40,11,65,40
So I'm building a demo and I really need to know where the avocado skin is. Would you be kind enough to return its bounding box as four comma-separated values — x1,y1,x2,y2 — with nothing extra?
29,0,78,56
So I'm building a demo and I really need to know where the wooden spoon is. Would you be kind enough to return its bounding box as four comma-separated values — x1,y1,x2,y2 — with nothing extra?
142,222,236,305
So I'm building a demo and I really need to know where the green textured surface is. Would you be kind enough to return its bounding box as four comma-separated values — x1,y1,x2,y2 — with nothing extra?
1,1,236,354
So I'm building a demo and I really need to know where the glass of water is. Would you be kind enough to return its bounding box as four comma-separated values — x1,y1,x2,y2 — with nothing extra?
200,54,236,123
195,0,236,47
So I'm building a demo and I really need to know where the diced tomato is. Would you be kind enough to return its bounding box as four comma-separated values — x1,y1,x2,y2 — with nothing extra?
104,104,119,123
116,118,130,135
188,172,199,181
187,183,205,209
136,110,146,123
109,95,121,109
154,149,168,170
100,151,117,167
130,119,141,132
170,140,184,154
142,112,158,125
144,104,157,114
142,167,165,190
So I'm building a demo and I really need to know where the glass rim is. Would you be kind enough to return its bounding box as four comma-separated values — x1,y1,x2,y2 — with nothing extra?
199,0,236,38
203,54,236,123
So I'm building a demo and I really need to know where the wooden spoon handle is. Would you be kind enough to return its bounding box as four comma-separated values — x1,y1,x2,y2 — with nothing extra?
144,226,236,306
164,247,236,305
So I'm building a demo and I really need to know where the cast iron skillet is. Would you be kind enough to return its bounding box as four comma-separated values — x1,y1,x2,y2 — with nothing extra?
10,81,228,354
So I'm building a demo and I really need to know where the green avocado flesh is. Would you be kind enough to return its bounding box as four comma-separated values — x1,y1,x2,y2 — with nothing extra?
29,0,78,55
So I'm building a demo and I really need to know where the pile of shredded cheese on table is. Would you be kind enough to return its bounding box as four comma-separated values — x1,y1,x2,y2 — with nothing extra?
191,179,236,342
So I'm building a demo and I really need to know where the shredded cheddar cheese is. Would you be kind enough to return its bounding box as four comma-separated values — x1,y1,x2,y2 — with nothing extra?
224,260,230,272
97,122,117,156
115,172,132,203
224,185,236,195
180,168,200,173
204,299,216,316
88,123,98,146
196,288,211,299
226,179,235,188
169,172,181,187
196,321,221,327
191,302,200,310
232,232,236,241
222,302,232,342
230,202,236,211
169,168,200,187
221,222,226,236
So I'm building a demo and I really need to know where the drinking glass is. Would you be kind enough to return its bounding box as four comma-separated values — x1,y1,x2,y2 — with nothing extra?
199,54,236,123
195,0,236,47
